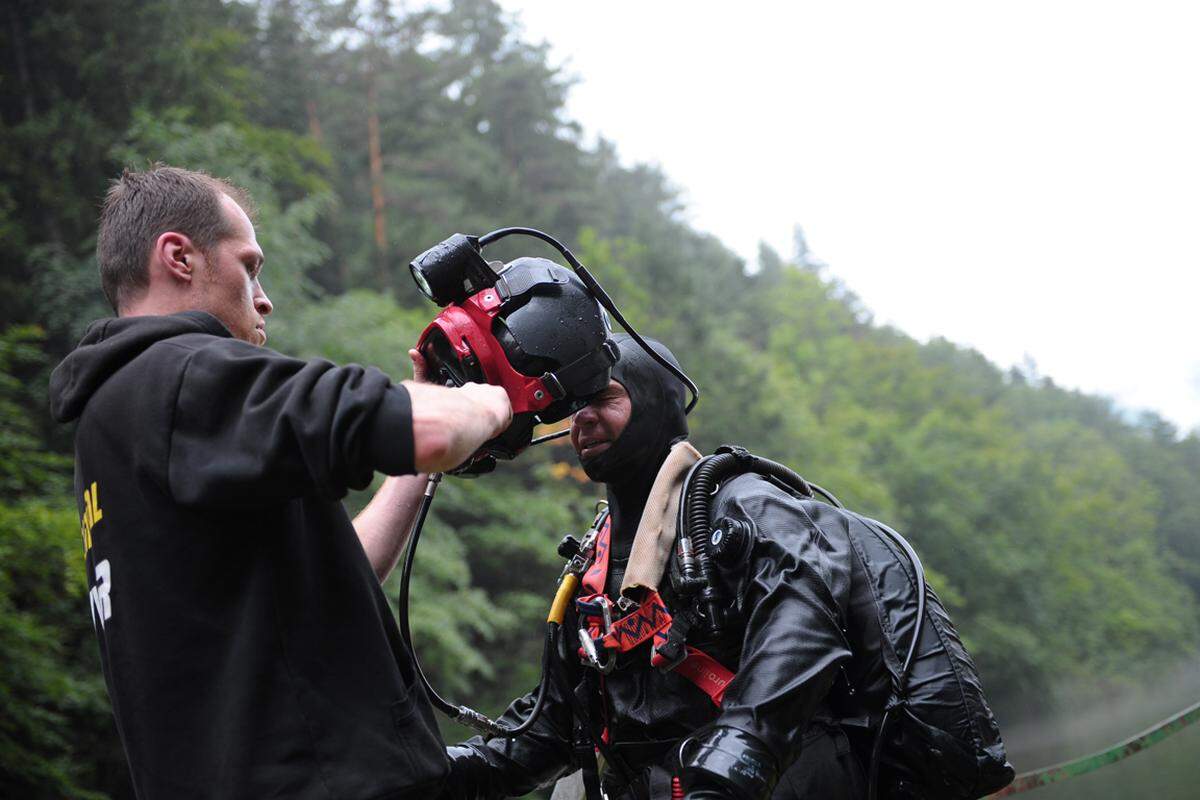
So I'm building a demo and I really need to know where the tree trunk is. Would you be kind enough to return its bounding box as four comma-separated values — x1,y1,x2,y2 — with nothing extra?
306,99,324,144
366,74,389,291
7,3,35,120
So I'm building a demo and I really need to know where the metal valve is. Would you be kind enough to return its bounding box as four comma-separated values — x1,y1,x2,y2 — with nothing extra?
557,534,582,559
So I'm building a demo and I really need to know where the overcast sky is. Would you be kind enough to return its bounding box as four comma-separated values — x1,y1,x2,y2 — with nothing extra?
496,1,1200,434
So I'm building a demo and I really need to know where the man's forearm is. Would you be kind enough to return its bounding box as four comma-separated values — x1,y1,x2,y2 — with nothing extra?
353,474,429,581
404,380,511,473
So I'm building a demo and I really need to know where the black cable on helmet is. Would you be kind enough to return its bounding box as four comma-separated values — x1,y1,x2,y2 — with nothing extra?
477,227,700,414
531,427,571,446
397,473,558,738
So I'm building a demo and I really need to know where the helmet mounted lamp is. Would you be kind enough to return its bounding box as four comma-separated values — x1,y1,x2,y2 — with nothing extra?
410,227,700,464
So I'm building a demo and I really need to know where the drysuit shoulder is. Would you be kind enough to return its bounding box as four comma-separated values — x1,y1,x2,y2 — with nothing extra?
708,472,856,552
700,472,855,609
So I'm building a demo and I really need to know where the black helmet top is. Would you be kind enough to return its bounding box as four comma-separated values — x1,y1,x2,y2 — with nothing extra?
492,256,615,423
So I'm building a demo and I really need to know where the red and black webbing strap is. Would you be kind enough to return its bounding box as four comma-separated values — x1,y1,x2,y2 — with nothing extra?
576,517,735,706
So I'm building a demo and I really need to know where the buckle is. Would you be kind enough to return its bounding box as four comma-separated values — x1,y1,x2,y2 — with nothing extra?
652,611,693,672
652,636,688,671
539,371,567,400
579,628,616,674
576,596,614,634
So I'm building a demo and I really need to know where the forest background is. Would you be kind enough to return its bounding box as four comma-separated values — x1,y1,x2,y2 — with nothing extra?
2,1,1198,798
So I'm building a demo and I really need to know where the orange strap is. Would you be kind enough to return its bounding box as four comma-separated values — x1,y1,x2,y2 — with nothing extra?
576,518,735,706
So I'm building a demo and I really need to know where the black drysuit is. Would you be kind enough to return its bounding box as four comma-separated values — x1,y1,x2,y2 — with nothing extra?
445,337,1007,800
49,311,448,800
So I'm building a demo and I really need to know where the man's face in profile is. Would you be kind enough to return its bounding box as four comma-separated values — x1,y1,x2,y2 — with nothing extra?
192,193,272,345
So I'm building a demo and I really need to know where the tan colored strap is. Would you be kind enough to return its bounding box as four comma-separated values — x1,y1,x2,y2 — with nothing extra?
620,441,701,597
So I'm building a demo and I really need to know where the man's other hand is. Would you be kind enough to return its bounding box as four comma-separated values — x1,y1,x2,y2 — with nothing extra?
408,348,430,384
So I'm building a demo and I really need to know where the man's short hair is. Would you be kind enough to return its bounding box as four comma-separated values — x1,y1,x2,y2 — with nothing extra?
97,165,257,312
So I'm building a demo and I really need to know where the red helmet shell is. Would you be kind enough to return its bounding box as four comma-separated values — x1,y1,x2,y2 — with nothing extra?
417,287,556,415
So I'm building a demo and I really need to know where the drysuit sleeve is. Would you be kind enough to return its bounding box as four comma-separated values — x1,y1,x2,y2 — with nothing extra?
681,477,855,800
441,654,579,800
164,338,415,506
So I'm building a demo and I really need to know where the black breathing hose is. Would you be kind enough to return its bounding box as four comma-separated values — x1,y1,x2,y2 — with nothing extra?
397,473,558,738
477,226,700,414
679,449,826,634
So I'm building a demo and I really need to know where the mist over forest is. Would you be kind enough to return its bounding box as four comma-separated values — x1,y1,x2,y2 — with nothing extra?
2,1,1198,797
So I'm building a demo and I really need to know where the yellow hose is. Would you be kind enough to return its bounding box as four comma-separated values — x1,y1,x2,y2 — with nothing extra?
547,573,580,624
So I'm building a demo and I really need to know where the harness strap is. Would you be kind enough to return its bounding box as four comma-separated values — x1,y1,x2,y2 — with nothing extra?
658,646,733,706
576,517,735,707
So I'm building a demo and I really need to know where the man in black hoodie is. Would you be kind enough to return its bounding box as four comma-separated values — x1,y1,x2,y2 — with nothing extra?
440,335,1011,800
49,166,512,800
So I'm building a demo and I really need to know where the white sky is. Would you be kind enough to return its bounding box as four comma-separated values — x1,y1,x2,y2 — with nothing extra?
497,1,1200,435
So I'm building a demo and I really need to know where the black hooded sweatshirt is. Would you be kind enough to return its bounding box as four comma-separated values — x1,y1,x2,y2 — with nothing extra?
49,311,448,800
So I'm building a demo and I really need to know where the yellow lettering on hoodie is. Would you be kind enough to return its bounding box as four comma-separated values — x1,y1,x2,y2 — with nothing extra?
80,480,103,556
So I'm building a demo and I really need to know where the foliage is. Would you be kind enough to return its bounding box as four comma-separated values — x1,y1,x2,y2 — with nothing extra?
0,328,70,500
0,501,115,800
2,0,1198,794
0,329,115,797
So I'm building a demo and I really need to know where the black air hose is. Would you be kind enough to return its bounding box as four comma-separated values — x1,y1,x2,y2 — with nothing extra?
681,447,822,636
398,473,557,738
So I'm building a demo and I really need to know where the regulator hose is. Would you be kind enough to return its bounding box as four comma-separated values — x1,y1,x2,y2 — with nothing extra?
678,446,834,635
397,473,558,738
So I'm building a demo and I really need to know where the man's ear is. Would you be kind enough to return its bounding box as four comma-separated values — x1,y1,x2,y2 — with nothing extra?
152,231,199,286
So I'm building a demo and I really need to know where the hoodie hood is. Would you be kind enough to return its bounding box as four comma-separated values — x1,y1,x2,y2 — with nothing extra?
49,311,231,423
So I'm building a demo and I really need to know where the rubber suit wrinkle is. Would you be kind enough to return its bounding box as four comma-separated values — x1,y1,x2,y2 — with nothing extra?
706,476,856,766
729,564,852,751
724,482,857,610
845,520,920,674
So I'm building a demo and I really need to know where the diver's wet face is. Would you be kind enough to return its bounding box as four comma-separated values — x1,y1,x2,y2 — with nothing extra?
570,380,631,466
573,334,687,486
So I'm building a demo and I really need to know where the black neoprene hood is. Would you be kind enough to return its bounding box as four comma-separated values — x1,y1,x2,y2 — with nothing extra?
579,334,688,485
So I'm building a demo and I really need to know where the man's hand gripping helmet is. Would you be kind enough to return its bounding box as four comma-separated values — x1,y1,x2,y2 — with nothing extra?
416,253,618,464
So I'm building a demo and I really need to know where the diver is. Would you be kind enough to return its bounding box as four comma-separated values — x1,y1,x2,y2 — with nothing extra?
437,334,1013,800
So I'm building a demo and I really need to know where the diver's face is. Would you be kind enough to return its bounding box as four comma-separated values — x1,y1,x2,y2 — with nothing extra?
570,380,632,462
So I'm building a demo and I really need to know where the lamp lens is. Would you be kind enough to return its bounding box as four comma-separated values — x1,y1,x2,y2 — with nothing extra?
410,263,435,301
